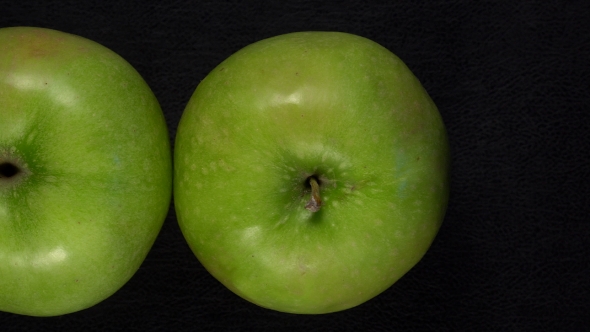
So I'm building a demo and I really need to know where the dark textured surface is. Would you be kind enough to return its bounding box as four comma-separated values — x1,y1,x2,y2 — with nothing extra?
2,1,589,330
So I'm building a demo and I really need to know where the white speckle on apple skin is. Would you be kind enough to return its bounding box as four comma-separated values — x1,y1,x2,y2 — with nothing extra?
201,167,209,175
26,131,37,145
242,226,261,242
44,176,57,183
274,216,288,227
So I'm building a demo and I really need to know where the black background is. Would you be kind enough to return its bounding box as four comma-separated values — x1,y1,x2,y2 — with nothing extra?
2,1,589,331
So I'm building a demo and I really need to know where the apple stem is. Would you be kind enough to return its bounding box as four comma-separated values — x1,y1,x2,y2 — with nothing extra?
305,177,322,213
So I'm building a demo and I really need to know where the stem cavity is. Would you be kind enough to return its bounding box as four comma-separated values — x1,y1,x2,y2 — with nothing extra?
0,162,20,179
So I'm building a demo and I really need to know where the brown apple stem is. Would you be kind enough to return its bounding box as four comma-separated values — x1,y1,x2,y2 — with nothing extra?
305,177,322,213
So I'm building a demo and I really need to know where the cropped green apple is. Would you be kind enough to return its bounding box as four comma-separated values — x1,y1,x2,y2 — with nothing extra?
174,32,449,314
0,27,172,316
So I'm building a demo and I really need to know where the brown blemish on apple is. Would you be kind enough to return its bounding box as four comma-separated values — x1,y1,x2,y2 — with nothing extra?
297,256,308,276
29,47,49,58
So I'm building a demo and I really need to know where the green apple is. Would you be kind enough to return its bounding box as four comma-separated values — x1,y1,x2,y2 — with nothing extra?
0,27,172,316
174,31,449,314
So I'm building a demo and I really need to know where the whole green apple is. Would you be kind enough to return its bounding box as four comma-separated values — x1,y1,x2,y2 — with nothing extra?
174,32,449,314
0,27,172,316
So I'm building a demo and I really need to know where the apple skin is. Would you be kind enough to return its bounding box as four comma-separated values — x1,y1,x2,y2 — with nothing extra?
0,27,172,316
175,32,449,314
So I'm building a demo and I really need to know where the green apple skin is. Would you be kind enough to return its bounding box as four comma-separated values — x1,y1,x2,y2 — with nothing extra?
0,27,172,316
175,32,449,314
